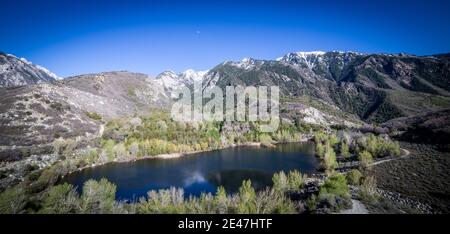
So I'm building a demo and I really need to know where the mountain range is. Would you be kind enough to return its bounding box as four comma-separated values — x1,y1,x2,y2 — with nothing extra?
1,51,449,162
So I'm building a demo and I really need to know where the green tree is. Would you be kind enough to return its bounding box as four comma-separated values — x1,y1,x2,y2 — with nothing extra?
315,142,325,158
322,145,338,173
340,142,350,158
81,178,122,214
346,169,363,186
358,151,373,171
359,176,378,202
237,180,257,214
213,186,230,214
316,173,351,212
328,134,339,147
287,170,304,191
40,183,80,214
272,171,288,193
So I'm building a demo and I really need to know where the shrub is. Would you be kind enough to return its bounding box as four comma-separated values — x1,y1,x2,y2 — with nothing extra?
113,143,127,160
287,170,304,191
328,134,339,147
340,142,351,158
315,142,325,158
346,169,363,186
0,186,27,214
358,151,373,171
102,139,116,161
40,183,80,214
313,132,327,144
259,134,273,145
84,148,99,165
306,194,318,212
320,174,350,198
315,173,351,213
53,138,79,157
85,111,102,121
272,171,288,193
322,145,338,173
27,166,62,194
213,186,231,214
80,179,123,214
359,176,379,202
137,187,186,214
254,188,296,214
127,141,139,158
272,170,305,193
357,134,401,158
237,180,257,214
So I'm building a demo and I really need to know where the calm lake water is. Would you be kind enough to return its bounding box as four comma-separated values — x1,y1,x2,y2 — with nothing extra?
64,142,319,200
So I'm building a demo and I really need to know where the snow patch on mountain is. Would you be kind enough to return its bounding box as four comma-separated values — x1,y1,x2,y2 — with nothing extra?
0,53,60,88
155,69,208,97
227,57,265,70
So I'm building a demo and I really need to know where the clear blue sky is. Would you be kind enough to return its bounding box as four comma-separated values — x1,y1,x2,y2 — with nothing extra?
1,0,450,77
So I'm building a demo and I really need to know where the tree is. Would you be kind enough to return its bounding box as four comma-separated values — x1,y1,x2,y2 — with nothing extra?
340,142,350,158
237,180,257,214
320,174,350,198
272,171,288,193
313,132,327,144
359,176,378,202
138,187,185,214
358,151,373,171
346,169,363,186
287,170,304,191
213,186,229,214
316,173,351,212
322,145,338,174
40,183,80,214
315,142,325,158
328,134,339,147
81,178,122,214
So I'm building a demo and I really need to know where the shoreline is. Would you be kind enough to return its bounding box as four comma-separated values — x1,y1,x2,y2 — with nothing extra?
73,139,311,173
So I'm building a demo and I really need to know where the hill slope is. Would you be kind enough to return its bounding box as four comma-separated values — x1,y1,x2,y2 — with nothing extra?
0,53,59,88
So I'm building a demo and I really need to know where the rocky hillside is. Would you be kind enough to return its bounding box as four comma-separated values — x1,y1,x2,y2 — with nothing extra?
1,51,449,163
383,108,450,145
0,53,59,88
0,71,170,162
197,52,450,123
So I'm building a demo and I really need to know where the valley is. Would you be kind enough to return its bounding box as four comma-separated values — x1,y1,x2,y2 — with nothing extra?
0,51,449,214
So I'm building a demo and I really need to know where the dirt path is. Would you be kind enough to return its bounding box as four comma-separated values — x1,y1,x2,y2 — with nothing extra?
372,148,410,166
339,200,369,214
338,148,410,171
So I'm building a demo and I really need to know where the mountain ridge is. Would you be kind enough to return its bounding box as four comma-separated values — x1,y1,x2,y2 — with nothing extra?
1,50,449,148
0,52,59,88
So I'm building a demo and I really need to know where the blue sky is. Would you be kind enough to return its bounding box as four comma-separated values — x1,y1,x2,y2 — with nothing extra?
1,0,450,77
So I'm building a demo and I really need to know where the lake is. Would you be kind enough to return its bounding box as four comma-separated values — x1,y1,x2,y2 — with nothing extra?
63,142,319,200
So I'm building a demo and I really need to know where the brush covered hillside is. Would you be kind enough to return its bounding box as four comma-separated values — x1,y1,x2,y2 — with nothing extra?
0,51,450,189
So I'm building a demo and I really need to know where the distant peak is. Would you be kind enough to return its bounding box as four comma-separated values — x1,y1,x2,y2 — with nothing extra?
182,69,208,75
295,51,326,56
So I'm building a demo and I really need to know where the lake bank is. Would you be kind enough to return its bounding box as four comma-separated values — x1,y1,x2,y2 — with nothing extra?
62,142,318,199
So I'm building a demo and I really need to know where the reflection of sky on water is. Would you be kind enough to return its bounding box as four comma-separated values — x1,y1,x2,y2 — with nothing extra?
183,171,206,186
64,142,319,200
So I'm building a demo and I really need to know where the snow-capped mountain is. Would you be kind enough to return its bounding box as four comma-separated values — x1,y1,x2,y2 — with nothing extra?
276,51,327,67
0,53,60,88
225,57,266,70
155,69,208,96
276,51,362,71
